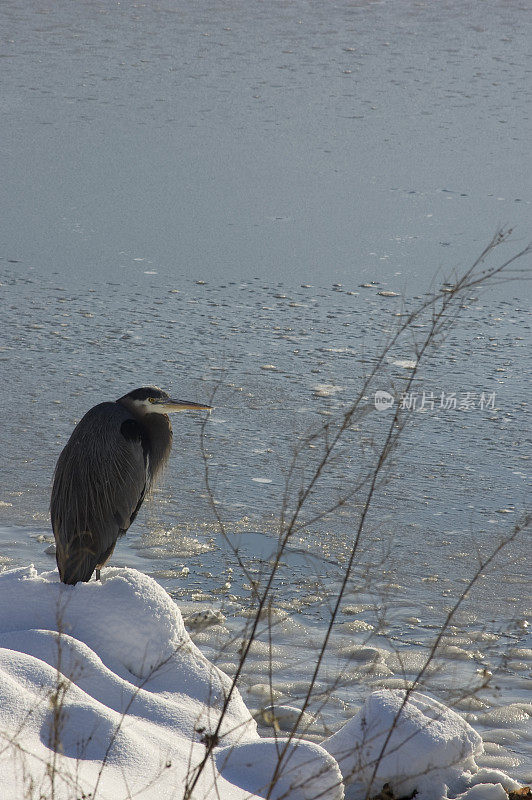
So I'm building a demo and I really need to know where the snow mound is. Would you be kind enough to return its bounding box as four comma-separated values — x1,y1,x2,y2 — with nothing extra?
216,739,343,800
0,564,188,679
322,690,520,800
0,566,341,800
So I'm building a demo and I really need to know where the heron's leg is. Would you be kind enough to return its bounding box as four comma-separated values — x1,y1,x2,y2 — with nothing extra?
95,568,101,581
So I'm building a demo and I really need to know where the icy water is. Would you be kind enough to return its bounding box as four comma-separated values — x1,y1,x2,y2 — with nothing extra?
1,0,531,786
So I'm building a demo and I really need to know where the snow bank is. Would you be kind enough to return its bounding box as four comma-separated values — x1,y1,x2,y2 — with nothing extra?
0,566,341,800
322,690,521,800
216,739,343,800
0,565,522,800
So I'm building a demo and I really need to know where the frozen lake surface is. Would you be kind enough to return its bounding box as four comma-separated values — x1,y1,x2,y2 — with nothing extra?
1,0,530,789
1,0,530,287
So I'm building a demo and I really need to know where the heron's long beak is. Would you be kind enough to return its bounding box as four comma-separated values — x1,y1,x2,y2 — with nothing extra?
158,399,213,413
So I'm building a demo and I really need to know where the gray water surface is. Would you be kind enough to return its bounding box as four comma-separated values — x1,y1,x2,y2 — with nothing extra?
1,0,530,287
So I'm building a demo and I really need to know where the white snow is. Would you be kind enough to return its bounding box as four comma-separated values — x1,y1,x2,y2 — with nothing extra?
454,785,508,800
0,566,339,800
322,691,522,800
216,740,343,800
0,566,524,800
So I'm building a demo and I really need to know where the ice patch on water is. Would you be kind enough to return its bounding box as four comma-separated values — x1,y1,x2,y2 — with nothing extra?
338,620,374,633
247,683,284,702
477,704,532,728
183,608,226,631
337,646,385,663
256,704,316,732
131,529,213,559
313,383,345,397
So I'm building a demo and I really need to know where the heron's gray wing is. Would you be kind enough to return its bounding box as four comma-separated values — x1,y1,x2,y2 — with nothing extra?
51,402,148,583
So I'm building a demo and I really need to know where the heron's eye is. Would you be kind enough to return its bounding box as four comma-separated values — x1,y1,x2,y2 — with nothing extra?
148,397,156,403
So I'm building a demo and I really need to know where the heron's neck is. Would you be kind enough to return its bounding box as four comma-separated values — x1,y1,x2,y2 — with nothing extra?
140,413,173,485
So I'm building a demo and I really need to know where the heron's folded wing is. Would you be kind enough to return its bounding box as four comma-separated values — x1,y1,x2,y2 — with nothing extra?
51,402,148,556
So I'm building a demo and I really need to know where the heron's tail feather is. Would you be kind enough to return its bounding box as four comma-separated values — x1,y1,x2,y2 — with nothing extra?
56,533,100,585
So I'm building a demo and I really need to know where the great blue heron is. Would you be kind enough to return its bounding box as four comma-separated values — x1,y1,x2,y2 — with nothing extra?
51,386,212,585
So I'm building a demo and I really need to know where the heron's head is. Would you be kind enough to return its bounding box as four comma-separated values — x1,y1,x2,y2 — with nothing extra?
118,386,212,416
